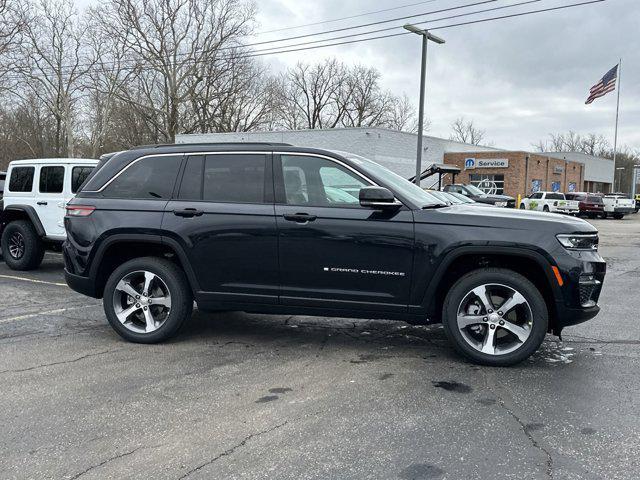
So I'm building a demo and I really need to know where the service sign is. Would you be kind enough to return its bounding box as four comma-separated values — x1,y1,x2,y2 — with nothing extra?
464,158,509,169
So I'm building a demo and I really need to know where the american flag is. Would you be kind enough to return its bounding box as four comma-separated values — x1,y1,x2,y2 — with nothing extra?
585,65,618,104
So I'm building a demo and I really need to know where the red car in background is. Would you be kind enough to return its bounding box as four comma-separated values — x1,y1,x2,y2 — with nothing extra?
565,192,605,219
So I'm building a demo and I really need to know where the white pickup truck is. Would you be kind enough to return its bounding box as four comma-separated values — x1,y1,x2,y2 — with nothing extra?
519,191,579,214
0,158,97,270
601,194,636,219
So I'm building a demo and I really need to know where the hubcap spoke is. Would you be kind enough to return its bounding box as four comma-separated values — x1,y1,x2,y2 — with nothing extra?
500,320,530,343
116,304,140,324
498,292,527,316
481,326,497,355
457,314,485,329
143,272,155,295
149,296,171,307
472,285,494,312
143,308,156,332
116,280,140,299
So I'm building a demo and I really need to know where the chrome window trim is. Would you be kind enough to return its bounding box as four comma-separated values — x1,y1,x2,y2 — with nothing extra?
84,151,269,193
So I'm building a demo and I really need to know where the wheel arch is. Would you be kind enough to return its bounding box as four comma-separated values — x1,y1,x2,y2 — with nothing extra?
88,234,200,298
2,205,46,237
418,246,562,332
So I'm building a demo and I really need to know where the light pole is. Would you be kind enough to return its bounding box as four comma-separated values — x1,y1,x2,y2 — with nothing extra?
404,24,445,186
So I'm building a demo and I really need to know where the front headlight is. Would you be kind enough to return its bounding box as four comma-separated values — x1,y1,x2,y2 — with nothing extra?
495,201,508,207
556,233,599,251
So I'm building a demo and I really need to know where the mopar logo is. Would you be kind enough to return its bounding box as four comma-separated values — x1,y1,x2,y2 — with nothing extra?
464,158,476,169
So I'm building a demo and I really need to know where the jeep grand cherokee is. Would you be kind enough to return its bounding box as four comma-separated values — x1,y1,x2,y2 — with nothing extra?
63,143,605,366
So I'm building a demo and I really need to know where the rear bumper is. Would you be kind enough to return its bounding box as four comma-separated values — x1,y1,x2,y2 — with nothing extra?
65,269,100,298
614,207,635,214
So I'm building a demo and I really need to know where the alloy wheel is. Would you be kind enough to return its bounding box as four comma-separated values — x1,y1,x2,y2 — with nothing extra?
112,270,172,334
8,232,25,259
456,283,533,356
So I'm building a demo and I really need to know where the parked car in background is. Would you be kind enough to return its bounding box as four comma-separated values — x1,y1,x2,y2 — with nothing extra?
443,183,516,208
0,171,6,198
601,193,635,219
519,191,579,214
564,192,605,219
63,143,605,366
443,191,497,208
0,158,97,270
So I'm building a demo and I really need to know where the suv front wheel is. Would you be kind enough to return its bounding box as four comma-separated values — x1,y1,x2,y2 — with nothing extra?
442,268,548,366
103,257,193,343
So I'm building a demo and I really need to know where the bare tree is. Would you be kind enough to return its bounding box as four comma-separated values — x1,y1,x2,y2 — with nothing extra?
381,94,419,132
0,0,26,89
91,0,254,143
532,131,610,156
450,117,486,145
12,0,94,157
339,65,392,128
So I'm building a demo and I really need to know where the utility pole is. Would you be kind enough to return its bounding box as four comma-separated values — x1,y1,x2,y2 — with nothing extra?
403,24,445,186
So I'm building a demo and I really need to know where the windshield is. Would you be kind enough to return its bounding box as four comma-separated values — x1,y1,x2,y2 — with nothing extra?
428,190,455,204
333,151,444,207
465,184,486,196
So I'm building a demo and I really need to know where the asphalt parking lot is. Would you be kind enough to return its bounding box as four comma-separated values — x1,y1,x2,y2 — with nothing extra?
1,215,639,480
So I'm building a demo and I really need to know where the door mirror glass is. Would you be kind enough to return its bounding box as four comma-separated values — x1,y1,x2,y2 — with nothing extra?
359,186,401,210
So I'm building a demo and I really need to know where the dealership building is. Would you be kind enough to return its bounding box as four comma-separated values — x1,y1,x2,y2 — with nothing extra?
177,127,614,196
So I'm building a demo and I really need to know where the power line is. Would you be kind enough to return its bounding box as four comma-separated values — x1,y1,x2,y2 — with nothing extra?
255,0,441,35
246,0,542,55
2,0,606,81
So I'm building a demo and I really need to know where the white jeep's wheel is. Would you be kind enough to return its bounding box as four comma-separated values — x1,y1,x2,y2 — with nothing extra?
1,220,45,270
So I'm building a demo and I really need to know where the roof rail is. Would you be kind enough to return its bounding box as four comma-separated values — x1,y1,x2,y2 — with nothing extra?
131,142,293,150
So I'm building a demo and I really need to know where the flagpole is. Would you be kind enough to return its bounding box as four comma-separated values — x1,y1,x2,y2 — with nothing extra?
613,58,622,192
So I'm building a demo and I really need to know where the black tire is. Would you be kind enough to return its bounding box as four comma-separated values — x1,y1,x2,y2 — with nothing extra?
613,213,624,220
1,220,45,271
103,257,193,343
519,203,526,210
543,205,550,212
442,268,548,367
600,212,608,219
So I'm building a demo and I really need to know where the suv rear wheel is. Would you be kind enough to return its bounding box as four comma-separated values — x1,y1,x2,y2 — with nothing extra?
103,257,193,343
1,220,45,270
442,268,548,366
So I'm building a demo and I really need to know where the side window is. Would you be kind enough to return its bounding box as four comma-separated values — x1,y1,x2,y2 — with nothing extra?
532,192,543,199
203,154,266,203
103,156,181,199
71,166,95,193
8,166,35,192
281,155,369,207
40,166,65,193
178,156,204,200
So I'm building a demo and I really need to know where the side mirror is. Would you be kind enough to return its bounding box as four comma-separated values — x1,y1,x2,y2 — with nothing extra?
359,186,402,210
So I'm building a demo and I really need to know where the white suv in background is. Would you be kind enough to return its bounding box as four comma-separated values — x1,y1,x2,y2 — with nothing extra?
0,158,97,270
519,191,579,214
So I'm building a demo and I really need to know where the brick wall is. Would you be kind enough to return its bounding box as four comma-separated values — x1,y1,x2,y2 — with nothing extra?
443,151,584,197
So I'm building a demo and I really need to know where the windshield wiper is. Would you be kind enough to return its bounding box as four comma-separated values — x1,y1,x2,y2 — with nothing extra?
422,203,449,210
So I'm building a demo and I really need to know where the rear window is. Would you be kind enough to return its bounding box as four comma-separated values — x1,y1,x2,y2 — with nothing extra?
39,166,65,193
546,193,564,200
103,156,181,199
587,195,603,204
9,166,35,192
72,166,95,193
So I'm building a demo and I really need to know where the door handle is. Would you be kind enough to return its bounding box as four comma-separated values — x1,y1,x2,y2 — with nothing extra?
37,201,48,206
283,213,317,223
173,208,204,218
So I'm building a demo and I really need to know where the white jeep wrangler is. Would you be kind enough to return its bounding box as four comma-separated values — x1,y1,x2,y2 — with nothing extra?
0,158,97,270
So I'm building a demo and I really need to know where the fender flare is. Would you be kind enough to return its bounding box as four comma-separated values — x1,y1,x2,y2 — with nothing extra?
2,205,46,237
415,245,562,314
88,233,201,295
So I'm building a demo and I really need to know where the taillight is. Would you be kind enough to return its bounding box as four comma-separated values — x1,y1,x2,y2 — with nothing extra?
66,205,95,217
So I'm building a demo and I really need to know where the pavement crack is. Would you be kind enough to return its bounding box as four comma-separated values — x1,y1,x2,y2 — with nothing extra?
67,445,159,479
496,398,554,478
0,349,115,374
178,420,289,479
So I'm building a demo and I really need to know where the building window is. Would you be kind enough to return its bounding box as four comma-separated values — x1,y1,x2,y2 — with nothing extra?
551,181,561,193
469,174,504,195
531,179,542,193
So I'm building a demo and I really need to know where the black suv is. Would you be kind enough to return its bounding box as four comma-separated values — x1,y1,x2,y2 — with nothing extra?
63,144,605,366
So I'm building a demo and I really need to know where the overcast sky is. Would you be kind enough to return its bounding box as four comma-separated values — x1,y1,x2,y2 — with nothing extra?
78,0,638,151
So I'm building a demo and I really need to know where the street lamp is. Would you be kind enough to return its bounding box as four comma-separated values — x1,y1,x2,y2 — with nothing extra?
404,24,445,186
